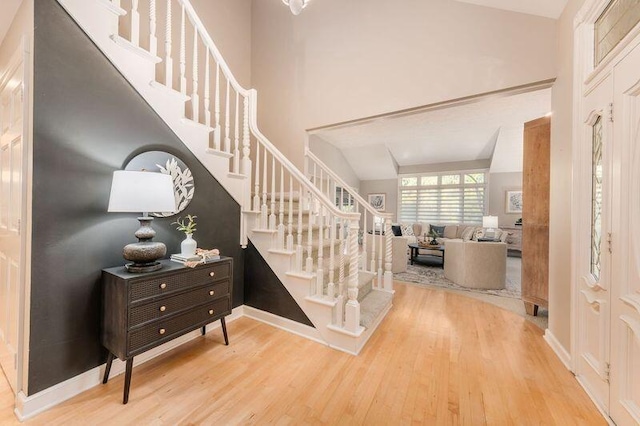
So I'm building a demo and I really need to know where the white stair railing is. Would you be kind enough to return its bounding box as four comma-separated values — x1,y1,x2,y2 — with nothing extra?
110,0,366,333
305,149,394,292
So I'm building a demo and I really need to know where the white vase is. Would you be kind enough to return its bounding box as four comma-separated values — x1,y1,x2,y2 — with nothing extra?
181,233,197,256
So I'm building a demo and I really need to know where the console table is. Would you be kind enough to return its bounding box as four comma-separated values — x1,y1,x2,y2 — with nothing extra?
101,257,233,403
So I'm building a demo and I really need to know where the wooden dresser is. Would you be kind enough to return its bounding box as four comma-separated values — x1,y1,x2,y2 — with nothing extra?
101,257,233,403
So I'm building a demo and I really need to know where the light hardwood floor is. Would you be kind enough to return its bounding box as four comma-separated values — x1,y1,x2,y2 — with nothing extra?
0,282,605,425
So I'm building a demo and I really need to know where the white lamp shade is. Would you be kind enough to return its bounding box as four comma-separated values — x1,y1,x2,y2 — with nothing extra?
289,0,304,15
108,171,177,213
482,215,499,229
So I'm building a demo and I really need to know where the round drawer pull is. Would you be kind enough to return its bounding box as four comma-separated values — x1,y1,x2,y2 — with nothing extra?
209,290,215,296
209,272,215,277
159,306,166,312
159,328,166,335
160,283,167,289
209,309,214,315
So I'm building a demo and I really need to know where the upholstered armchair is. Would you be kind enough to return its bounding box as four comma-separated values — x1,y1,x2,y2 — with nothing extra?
443,240,507,289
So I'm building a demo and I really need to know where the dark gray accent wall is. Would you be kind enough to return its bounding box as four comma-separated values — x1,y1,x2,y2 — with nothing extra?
244,242,313,327
29,0,246,394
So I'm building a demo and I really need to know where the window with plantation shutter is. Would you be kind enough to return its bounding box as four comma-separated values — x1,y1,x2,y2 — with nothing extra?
399,171,487,225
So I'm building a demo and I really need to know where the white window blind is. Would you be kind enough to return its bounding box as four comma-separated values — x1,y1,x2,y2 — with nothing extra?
399,172,487,224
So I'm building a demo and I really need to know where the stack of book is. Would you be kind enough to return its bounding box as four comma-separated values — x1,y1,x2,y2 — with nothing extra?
170,253,221,264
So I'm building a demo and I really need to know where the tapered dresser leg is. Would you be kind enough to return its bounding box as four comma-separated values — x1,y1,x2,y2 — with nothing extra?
201,326,206,335
123,358,134,404
221,317,229,345
103,352,114,384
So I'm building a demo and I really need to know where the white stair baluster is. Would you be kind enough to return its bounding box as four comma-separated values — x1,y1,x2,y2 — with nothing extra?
370,216,376,275
224,80,231,153
378,221,384,289
179,3,186,95
149,0,157,57
277,165,285,249
204,52,211,129
362,211,367,270
191,26,199,122
253,142,261,212
269,156,276,230
345,218,361,333
297,181,304,272
164,0,173,87
327,215,335,301
316,207,324,297
287,175,294,251
214,64,221,149
384,217,394,292
233,91,240,174
241,95,250,176
131,0,140,47
261,147,268,229
336,222,345,326
306,205,313,274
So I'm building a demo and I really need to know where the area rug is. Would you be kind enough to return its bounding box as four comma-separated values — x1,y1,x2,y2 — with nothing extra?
394,260,521,299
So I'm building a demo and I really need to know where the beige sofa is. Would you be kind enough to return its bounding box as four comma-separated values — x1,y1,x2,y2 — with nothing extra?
443,239,507,289
364,233,408,273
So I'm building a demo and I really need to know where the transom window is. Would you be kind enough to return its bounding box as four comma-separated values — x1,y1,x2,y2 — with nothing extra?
398,171,487,225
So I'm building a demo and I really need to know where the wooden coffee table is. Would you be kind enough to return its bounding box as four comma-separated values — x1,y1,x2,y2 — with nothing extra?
408,243,445,268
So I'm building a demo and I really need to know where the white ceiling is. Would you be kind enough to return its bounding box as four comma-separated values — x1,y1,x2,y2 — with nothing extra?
453,0,569,19
0,0,22,46
313,88,551,181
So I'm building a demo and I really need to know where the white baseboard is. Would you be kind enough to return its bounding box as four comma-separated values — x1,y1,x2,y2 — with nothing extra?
242,305,325,345
13,307,244,421
544,329,572,371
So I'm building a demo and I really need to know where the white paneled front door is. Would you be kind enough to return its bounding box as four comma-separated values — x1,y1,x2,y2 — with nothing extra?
575,5,640,423
610,39,640,426
0,44,28,394
576,67,613,414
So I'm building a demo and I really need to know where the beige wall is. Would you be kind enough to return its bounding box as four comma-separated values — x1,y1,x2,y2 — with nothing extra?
359,179,398,222
549,0,585,354
488,172,522,228
251,0,557,169
308,135,360,190
191,0,251,88
0,0,32,71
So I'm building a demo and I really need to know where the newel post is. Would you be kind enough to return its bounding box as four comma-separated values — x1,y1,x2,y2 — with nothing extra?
384,217,394,292
345,217,361,333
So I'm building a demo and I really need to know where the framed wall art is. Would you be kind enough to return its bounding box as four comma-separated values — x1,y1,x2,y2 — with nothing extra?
505,190,523,214
368,193,386,211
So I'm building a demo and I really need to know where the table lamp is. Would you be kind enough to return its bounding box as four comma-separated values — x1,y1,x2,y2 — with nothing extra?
482,215,499,239
108,170,177,272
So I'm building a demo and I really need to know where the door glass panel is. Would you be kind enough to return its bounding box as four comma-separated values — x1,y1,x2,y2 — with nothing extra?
591,116,603,280
595,0,640,65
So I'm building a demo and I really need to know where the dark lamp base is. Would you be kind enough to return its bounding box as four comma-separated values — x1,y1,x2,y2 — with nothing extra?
125,262,163,273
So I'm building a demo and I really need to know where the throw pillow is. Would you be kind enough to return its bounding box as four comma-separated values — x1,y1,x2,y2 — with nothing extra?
391,225,402,236
430,225,445,237
472,228,485,241
500,230,510,243
400,224,414,236
443,225,458,239
461,226,475,241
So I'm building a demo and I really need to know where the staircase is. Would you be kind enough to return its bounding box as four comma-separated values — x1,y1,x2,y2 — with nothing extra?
56,0,394,354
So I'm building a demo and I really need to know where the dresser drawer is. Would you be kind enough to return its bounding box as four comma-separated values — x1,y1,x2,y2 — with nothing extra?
129,262,231,303
128,297,231,355
129,280,230,328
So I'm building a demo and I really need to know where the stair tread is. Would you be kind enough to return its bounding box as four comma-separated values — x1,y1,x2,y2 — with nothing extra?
359,290,393,329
